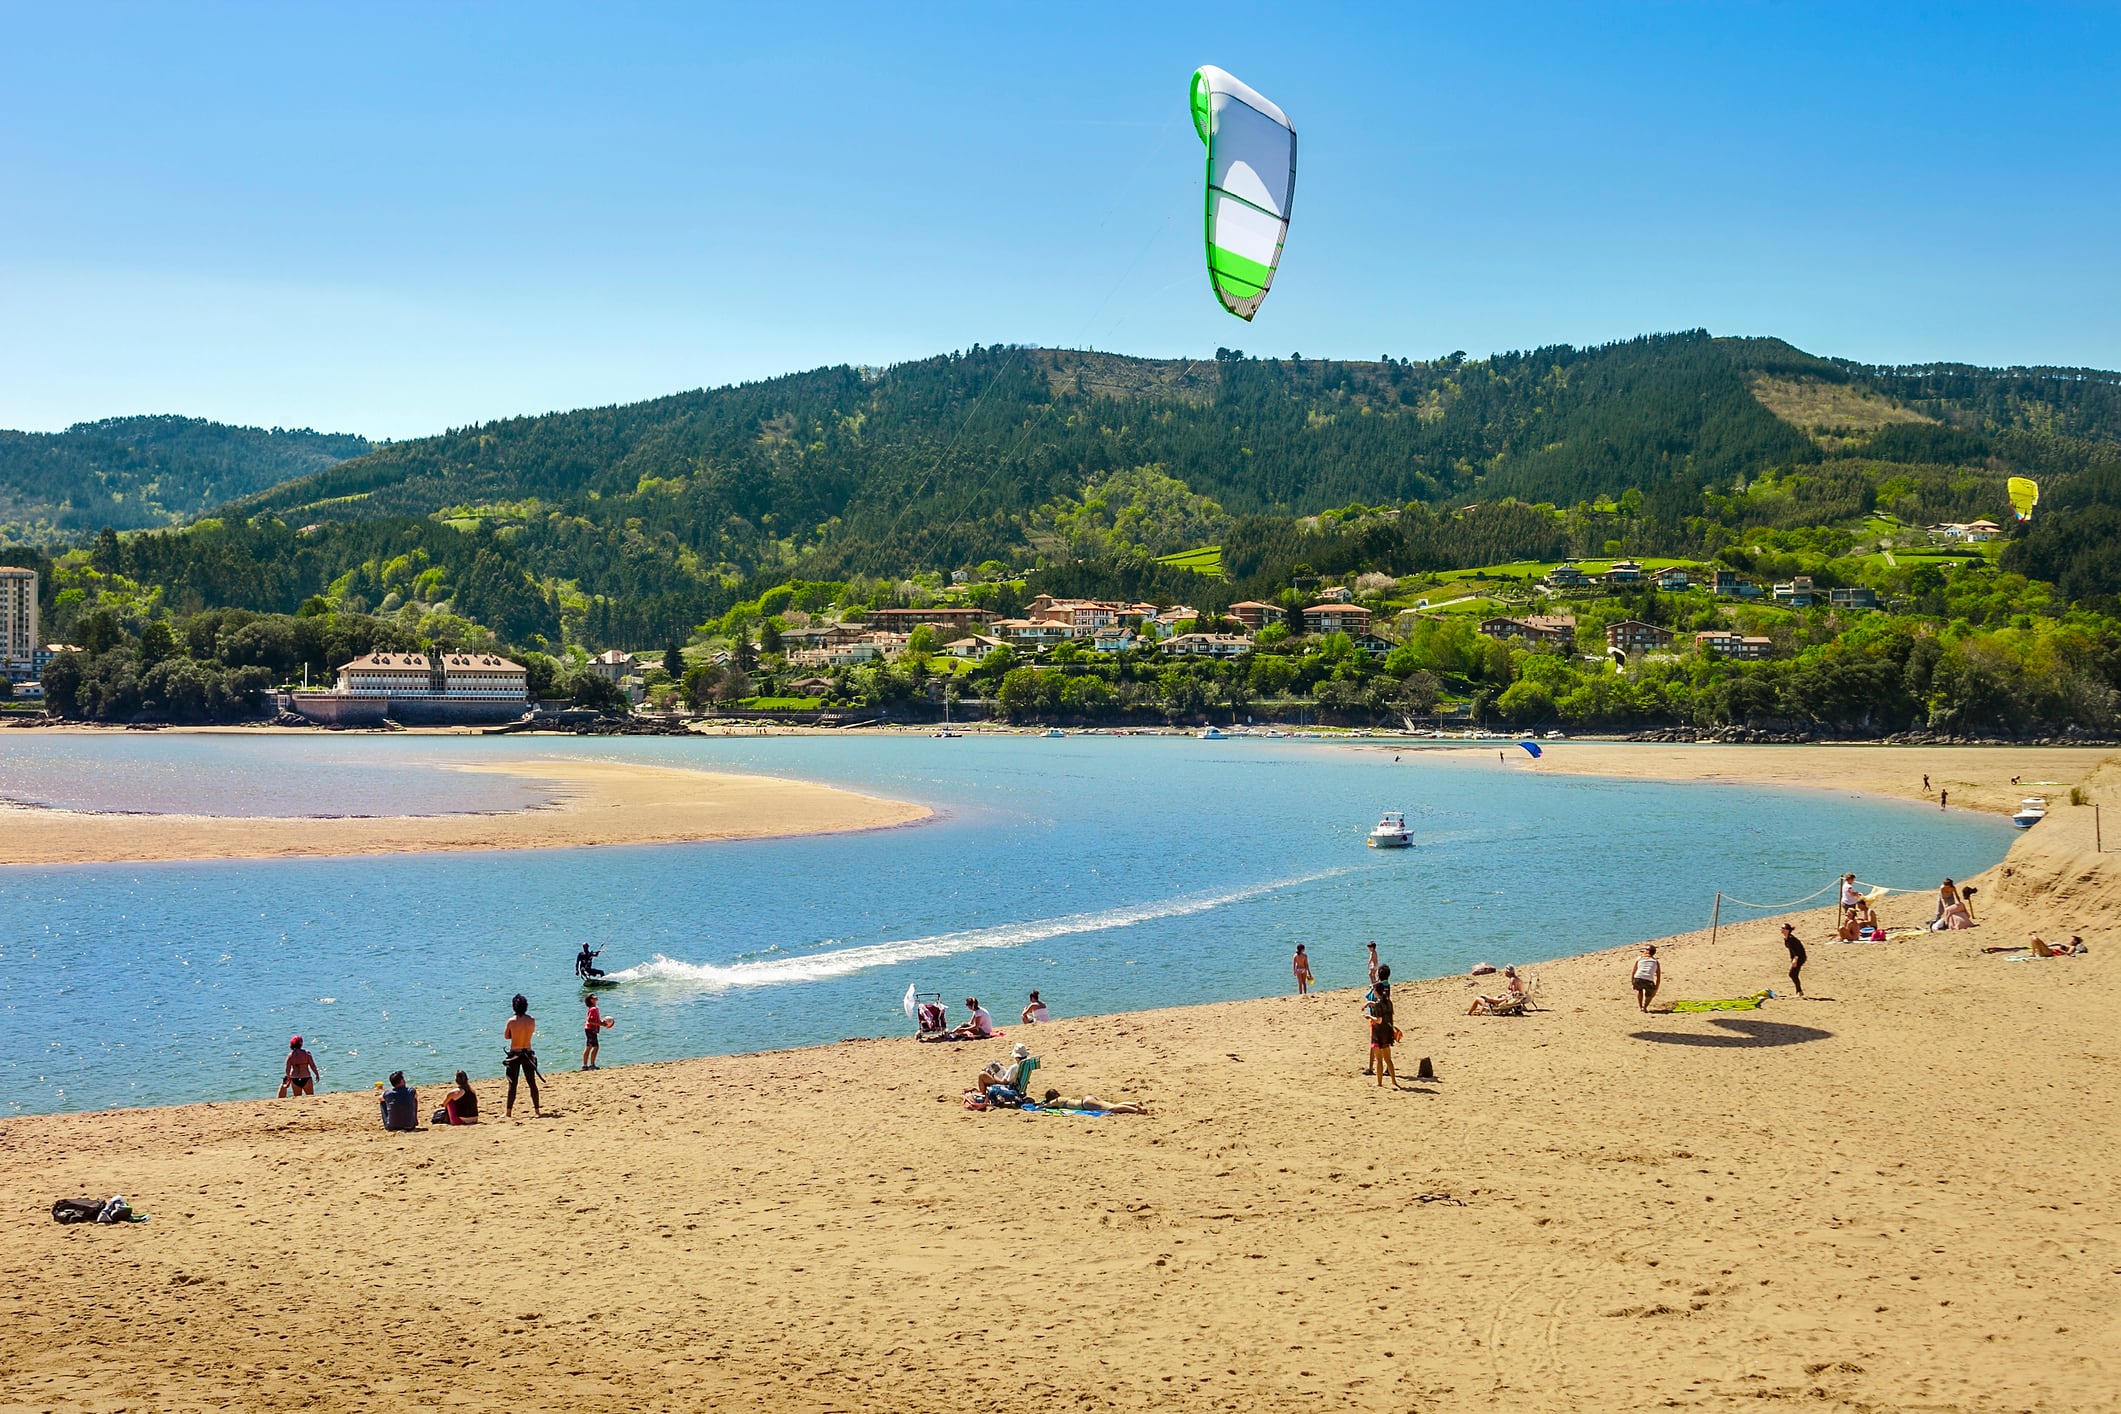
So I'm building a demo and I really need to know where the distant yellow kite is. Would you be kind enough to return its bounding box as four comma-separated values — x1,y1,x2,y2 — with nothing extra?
2008,476,2039,522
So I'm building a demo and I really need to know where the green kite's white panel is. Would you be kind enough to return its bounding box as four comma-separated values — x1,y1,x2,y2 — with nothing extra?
1191,66,1296,321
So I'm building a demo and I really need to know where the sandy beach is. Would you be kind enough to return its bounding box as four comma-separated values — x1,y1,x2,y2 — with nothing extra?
3,748,2116,1411
0,757,931,866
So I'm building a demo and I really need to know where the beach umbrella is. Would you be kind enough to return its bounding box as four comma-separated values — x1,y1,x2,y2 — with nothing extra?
1518,741,1543,759
1191,65,1297,321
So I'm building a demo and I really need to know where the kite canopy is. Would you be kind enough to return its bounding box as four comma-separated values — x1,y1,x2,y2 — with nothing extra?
2008,476,2039,522
1191,65,1296,321
1519,741,1543,759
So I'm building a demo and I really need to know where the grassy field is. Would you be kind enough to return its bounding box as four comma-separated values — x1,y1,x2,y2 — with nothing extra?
1154,545,1225,577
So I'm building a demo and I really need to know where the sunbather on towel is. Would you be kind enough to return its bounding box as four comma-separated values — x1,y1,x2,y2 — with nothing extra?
2030,934,2088,957
941,997,994,1041
1038,1088,1146,1115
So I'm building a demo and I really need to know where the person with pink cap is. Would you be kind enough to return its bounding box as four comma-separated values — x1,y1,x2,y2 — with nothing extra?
279,1035,321,1097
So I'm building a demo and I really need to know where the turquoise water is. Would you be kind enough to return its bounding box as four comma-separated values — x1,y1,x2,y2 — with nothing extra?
0,735,2013,1116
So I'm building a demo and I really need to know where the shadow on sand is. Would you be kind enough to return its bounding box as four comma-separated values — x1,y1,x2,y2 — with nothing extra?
1629,1017,1833,1049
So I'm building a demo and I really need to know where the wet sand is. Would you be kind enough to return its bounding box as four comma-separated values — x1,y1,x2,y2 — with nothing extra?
0,758,931,866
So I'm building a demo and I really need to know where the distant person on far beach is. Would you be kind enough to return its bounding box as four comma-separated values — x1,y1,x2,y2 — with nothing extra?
1922,774,1930,793
1630,946,1662,1012
1292,945,1313,996
279,1035,320,1098
1780,924,1807,997
1940,789,1948,810
504,993,542,1118
582,994,613,1071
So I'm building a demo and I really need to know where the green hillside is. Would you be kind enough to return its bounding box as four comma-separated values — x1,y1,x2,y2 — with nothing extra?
0,416,371,540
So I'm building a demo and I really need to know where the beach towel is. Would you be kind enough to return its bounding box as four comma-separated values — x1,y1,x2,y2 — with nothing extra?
917,1029,1006,1045
1883,927,1930,942
1669,991,1772,1013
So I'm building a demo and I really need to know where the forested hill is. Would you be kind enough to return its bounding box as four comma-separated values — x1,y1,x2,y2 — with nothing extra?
33,331,2121,646
0,416,371,539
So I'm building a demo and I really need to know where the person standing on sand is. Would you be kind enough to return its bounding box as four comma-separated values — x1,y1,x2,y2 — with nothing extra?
1923,774,1931,793
279,1035,320,1098
1781,924,1807,997
1292,944,1314,996
1362,964,1392,1074
1630,946,1662,1012
582,994,613,1070
1366,941,1380,989
1940,788,1948,810
1367,981,1398,1087
504,993,542,1118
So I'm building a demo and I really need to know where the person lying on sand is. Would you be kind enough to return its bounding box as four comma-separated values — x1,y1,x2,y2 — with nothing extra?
1039,1089,1147,1115
2030,935,2088,957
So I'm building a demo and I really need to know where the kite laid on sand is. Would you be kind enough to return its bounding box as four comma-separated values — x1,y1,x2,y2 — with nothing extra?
1190,65,1296,321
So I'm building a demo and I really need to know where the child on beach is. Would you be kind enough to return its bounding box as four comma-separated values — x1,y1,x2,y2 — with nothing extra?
1630,946,1662,1012
582,994,613,1070
1293,945,1313,996
504,994,541,1118
279,1035,320,1098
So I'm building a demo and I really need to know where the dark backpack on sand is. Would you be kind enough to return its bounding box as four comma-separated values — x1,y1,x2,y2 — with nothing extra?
52,1198,103,1224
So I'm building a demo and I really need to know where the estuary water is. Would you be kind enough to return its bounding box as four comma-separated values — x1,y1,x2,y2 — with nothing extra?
0,734,2013,1116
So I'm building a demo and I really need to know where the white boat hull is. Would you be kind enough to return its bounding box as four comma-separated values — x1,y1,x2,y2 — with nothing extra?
1367,833,1413,849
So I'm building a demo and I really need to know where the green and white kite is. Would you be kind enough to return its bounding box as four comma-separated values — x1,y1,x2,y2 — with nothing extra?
1190,65,1296,321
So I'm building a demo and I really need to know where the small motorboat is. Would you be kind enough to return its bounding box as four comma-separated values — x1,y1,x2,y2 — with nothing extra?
1367,811,1413,848
2012,797,2049,829
1041,728,1066,738
1197,726,1226,740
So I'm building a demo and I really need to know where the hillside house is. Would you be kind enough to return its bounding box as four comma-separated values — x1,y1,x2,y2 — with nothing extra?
1314,585,1354,603
1712,570,1764,600
1603,561,1645,586
993,619,1077,650
1164,632,1253,659
1605,620,1674,654
1653,567,1691,591
1228,600,1284,633
1772,576,1817,608
1478,615,1576,648
1301,603,1373,636
1544,563,1591,589
1829,586,1879,610
588,649,639,683
1695,631,1773,661
867,606,995,637
943,633,1006,659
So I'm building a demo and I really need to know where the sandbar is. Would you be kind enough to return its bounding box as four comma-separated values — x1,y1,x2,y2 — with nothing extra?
2,756,2116,1411
1425,740,2111,816
0,757,931,866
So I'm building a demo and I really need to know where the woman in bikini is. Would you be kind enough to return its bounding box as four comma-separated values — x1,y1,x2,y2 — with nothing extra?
504,994,542,1118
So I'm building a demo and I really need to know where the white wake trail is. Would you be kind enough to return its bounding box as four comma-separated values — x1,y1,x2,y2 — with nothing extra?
604,868,1354,990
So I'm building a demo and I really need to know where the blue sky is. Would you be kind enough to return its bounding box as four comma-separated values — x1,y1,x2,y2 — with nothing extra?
3,2,2117,439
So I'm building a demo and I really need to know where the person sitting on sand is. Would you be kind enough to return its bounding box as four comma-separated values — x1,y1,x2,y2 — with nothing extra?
1631,946,1662,1012
1039,1089,1147,1115
379,1071,419,1132
1934,878,1960,924
279,1035,321,1098
433,1070,480,1125
1022,990,1050,1025
1934,889,1976,931
1467,966,1527,1014
945,997,994,1041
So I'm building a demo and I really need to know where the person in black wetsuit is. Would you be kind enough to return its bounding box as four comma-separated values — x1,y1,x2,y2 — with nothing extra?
575,944,603,979
1781,923,1807,997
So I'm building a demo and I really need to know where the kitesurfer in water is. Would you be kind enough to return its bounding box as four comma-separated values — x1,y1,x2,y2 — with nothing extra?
575,943,604,978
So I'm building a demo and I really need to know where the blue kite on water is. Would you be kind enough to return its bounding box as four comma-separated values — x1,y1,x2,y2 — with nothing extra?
1519,741,1543,759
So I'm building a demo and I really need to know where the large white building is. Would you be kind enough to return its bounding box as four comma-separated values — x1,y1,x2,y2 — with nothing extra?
292,650,529,724
0,567,36,679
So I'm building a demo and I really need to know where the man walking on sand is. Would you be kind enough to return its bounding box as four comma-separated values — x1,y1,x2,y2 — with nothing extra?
1630,946,1662,1012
